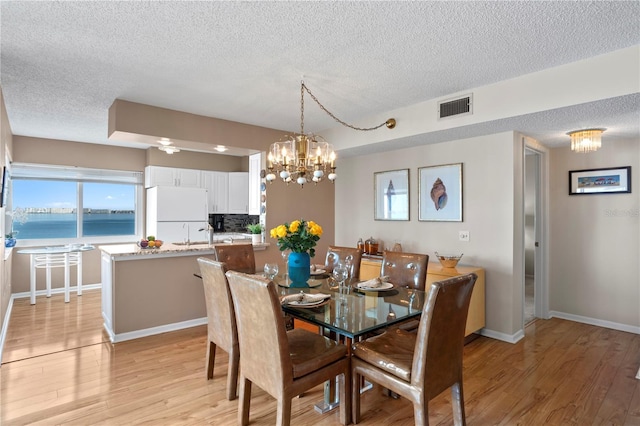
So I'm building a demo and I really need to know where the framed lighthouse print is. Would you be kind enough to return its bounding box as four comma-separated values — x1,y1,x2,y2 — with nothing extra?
374,169,409,221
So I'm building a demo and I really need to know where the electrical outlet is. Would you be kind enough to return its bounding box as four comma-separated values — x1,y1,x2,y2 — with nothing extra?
459,231,470,242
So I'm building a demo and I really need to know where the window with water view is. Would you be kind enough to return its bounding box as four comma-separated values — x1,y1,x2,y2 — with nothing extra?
9,165,142,241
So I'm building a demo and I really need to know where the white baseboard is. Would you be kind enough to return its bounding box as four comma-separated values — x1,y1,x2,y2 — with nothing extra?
479,328,525,344
549,311,640,335
0,295,15,365
11,283,102,300
106,317,207,343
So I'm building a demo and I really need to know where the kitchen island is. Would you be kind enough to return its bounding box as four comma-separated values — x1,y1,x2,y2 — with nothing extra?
100,239,268,343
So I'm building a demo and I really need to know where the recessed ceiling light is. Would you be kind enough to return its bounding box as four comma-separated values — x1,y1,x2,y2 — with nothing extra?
214,145,228,152
159,138,172,146
158,145,180,154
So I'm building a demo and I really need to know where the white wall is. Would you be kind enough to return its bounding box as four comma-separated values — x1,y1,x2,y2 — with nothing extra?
335,131,523,338
549,139,639,331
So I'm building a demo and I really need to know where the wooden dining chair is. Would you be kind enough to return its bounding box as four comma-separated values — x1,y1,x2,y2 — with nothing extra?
213,243,256,273
226,270,351,426
381,250,429,290
325,245,362,279
197,257,240,401
351,273,478,426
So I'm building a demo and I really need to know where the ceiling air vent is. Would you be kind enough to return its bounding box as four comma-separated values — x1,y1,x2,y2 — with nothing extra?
438,94,472,119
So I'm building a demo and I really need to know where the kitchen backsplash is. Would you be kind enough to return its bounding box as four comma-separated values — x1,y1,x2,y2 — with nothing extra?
220,214,259,233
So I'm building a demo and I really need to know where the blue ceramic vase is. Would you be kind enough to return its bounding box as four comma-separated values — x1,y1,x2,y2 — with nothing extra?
288,252,310,288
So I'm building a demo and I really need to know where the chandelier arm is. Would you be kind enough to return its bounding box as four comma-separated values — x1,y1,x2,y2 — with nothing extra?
301,82,393,132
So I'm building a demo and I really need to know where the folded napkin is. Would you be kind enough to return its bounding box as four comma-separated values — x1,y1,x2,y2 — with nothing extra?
357,276,391,289
281,292,331,305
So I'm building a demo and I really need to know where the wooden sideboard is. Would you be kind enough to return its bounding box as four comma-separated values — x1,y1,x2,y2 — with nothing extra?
359,258,485,336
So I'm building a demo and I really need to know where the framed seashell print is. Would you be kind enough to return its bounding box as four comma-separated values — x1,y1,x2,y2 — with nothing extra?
374,169,409,221
419,163,463,221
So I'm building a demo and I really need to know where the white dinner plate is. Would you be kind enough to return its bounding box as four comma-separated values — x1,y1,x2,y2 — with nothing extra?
282,298,330,308
355,282,395,292
310,269,326,275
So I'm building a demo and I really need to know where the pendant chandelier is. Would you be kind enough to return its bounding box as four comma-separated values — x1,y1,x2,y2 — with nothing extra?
568,128,605,153
266,81,396,187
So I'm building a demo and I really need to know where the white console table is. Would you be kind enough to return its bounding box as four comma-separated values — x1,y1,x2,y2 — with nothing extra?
18,244,95,305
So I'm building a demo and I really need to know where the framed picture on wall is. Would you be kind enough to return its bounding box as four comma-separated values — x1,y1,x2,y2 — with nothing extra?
374,169,409,221
418,163,463,221
569,166,631,195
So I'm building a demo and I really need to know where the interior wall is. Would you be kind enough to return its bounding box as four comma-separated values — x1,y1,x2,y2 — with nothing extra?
335,131,520,337
549,138,640,329
262,179,336,268
146,148,247,172
0,86,12,338
12,136,147,171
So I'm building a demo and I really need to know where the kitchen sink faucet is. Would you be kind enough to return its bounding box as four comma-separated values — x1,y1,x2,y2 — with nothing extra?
183,223,190,247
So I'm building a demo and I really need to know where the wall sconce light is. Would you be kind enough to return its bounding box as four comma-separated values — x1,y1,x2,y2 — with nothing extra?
567,128,605,153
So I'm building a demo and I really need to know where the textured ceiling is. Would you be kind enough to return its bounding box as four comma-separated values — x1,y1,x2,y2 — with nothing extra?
1,1,639,154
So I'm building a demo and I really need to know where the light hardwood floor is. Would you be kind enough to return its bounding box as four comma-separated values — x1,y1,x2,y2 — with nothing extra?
2,289,639,425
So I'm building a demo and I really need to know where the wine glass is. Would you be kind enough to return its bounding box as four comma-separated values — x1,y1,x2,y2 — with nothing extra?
332,264,349,292
281,249,291,278
263,263,279,280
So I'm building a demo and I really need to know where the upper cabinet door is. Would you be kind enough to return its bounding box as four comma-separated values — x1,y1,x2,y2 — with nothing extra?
248,153,262,215
202,171,229,213
175,168,201,188
145,166,175,188
228,172,249,214
145,166,202,188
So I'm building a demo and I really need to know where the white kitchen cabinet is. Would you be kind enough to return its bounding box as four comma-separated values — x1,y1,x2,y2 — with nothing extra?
144,166,201,188
228,172,249,214
248,153,262,215
202,171,229,214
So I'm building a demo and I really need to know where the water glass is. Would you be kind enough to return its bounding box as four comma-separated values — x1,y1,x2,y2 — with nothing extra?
264,263,279,280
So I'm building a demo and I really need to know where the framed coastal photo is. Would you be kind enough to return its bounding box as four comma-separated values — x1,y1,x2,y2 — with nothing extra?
374,169,409,221
569,166,631,195
419,163,462,221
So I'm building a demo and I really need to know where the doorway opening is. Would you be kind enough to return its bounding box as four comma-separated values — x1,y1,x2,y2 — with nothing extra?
524,146,546,326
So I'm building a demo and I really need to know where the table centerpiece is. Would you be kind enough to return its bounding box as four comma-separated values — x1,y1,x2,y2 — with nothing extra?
270,219,322,287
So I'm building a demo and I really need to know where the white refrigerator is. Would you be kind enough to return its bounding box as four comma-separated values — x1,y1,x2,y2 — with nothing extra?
146,186,209,243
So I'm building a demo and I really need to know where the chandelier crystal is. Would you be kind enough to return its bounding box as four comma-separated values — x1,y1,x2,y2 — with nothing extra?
568,128,605,153
266,81,395,187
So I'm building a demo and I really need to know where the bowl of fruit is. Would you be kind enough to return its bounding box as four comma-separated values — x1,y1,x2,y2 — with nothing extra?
139,236,163,249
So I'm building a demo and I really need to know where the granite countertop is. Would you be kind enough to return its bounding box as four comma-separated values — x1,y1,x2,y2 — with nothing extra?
100,239,269,258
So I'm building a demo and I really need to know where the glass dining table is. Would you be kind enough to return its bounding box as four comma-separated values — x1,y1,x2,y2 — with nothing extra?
274,273,427,416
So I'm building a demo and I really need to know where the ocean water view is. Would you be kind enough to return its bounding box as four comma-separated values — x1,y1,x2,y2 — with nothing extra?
12,213,135,239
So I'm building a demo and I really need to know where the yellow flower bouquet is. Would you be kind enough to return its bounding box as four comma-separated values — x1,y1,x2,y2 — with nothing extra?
270,219,322,257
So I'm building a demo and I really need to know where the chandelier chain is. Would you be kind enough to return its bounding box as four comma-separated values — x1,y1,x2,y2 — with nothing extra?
301,82,389,132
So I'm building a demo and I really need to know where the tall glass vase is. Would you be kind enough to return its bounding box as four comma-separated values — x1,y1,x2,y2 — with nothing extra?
288,252,310,288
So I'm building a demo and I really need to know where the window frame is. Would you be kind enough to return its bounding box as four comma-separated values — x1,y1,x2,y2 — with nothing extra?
7,163,143,247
